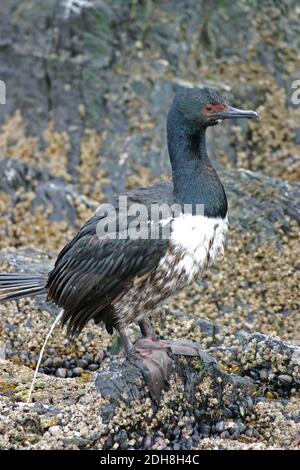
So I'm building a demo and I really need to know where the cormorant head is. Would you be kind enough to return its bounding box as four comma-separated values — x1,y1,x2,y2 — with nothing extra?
171,86,258,130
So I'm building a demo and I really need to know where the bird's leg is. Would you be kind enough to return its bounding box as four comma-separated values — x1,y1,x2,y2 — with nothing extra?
130,344,173,403
117,323,172,402
118,328,134,357
117,323,201,402
138,317,158,340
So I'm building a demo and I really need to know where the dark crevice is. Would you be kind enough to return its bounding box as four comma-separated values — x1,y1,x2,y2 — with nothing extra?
43,59,53,115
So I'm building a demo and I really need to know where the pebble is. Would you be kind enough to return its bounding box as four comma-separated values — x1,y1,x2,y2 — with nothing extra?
94,351,104,363
200,423,210,436
72,367,83,377
142,436,152,449
6,349,104,379
220,430,230,439
173,442,181,450
248,369,259,380
43,358,53,368
77,359,88,369
171,426,181,439
152,437,168,450
215,421,227,433
223,407,233,418
184,437,193,449
259,368,269,381
53,357,63,368
277,374,293,386
49,426,61,436
120,441,129,450
82,353,93,364
56,368,67,378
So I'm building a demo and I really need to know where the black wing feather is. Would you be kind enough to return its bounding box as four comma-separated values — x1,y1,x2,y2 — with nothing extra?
46,182,174,336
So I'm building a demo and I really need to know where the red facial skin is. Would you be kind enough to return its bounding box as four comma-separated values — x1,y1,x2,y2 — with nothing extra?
203,103,229,117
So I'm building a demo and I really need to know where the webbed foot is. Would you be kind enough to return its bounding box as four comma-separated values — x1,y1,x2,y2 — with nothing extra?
129,337,173,402
129,337,201,402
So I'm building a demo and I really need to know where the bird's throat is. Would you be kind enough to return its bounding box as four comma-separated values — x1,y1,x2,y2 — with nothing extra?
167,121,227,218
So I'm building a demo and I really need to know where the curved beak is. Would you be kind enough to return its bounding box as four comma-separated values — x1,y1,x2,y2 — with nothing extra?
214,106,259,121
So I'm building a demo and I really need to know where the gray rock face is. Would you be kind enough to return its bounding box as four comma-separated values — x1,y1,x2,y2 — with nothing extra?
0,1,299,185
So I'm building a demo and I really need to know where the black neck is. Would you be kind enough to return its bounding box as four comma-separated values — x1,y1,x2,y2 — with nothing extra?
167,109,227,218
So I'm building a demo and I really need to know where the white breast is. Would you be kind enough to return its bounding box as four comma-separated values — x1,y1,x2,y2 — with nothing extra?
170,213,228,281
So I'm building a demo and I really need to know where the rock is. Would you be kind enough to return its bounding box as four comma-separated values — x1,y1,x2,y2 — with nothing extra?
0,1,299,188
82,353,93,364
94,346,255,427
277,375,293,386
259,369,269,382
43,358,53,368
72,367,83,377
76,360,88,369
55,368,67,379
49,425,61,436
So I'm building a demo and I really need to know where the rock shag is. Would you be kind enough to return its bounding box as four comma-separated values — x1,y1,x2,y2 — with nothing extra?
0,87,258,399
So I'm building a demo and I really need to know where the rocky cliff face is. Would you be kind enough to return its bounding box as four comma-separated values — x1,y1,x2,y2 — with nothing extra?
0,0,299,450
1,0,299,188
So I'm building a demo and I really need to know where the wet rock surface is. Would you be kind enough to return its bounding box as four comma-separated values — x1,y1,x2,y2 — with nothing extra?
0,0,299,451
0,168,299,449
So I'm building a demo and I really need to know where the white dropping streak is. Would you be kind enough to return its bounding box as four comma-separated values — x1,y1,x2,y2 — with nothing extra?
63,0,94,19
27,310,64,404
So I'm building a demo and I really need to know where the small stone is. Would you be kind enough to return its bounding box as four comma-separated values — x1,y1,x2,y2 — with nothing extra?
49,426,61,436
63,437,88,448
277,374,293,385
248,369,259,380
200,423,210,436
82,353,93,364
215,421,226,433
220,431,230,439
72,367,83,376
152,437,167,450
142,436,152,449
94,351,104,363
88,364,99,371
77,359,88,369
259,368,268,381
43,358,53,368
268,372,276,382
56,368,67,378
53,357,63,368
171,426,181,438
182,424,193,437
120,440,129,450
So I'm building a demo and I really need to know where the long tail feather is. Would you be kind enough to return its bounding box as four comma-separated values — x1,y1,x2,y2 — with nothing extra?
0,273,47,302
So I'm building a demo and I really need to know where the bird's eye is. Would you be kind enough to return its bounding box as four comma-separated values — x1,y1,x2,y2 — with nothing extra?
206,105,213,112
